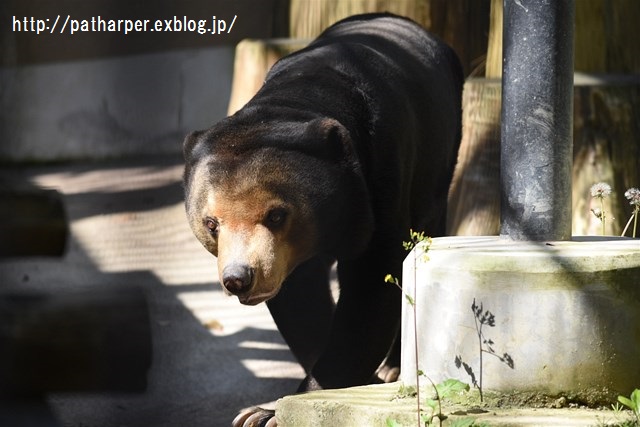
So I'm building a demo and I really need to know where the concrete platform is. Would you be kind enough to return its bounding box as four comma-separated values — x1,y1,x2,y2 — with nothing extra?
401,236,640,401
276,382,634,426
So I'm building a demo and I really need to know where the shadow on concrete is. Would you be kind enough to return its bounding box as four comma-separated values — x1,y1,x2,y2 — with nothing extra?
48,274,299,427
0,157,299,427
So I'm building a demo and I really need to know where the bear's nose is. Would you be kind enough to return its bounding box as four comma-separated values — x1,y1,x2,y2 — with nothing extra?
222,263,254,295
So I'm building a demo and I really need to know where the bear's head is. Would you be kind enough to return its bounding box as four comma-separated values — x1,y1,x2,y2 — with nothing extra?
183,116,373,305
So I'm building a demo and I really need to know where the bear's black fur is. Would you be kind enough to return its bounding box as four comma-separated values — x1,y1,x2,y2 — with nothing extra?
183,12,462,418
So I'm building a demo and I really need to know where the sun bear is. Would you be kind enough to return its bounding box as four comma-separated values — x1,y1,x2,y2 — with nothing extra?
183,13,462,426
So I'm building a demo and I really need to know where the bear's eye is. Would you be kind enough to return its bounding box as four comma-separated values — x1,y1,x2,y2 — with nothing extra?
264,208,288,230
204,217,219,237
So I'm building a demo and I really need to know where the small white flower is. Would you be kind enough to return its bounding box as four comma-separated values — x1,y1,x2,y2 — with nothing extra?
590,182,612,199
624,188,640,207
591,208,603,220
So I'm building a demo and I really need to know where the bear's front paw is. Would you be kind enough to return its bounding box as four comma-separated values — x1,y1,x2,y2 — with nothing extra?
376,365,400,383
232,407,277,427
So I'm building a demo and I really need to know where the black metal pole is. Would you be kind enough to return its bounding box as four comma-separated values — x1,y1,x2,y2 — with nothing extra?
500,0,574,241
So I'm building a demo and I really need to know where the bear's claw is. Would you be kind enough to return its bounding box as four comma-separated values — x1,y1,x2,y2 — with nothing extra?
232,407,276,427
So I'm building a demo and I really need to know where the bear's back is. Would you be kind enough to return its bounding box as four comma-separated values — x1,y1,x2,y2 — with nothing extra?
251,13,462,153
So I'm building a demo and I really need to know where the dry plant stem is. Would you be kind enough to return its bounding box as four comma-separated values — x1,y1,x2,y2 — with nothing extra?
601,198,606,236
389,233,432,426
622,212,635,237
412,253,421,427
388,268,420,426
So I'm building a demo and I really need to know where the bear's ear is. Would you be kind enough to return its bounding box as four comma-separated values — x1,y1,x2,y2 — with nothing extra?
182,130,207,161
302,118,356,162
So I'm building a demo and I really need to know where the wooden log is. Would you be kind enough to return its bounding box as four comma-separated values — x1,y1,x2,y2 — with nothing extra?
486,0,640,77
572,75,640,236
289,0,431,40
575,0,640,73
447,78,501,236
0,286,151,396
429,0,490,77
0,188,67,257
485,0,502,78
447,76,640,237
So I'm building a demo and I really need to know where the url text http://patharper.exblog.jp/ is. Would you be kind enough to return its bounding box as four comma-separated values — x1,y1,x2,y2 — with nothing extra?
12,15,237,36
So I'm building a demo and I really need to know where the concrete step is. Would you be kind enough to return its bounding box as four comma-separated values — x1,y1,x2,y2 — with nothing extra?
276,382,631,427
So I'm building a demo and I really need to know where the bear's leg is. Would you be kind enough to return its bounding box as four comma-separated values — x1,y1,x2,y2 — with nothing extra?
297,250,403,391
266,255,335,373
375,330,401,383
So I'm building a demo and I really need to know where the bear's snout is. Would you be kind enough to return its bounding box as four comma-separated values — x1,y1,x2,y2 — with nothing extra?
221,263,254,295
